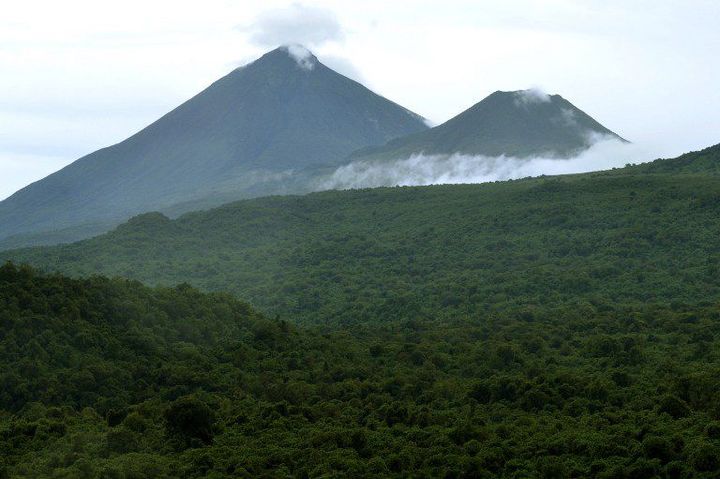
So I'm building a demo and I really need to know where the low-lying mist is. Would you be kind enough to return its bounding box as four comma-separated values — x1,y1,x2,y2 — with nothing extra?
321,135,657,190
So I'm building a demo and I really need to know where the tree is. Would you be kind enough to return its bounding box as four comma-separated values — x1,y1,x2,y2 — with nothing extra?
164,396,215,448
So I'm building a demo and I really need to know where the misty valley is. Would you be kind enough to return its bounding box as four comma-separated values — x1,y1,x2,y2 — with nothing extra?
2,38,720,479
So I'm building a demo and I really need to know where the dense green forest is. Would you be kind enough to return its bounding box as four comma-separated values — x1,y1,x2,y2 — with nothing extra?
4,263,720,478
4,169,720,328
3,146,720,477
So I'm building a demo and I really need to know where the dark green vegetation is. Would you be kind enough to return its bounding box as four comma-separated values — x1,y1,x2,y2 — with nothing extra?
0,46,428,248
4,263,720,478
624,144,720,175
349,90,626,163
5,169,720,328
3,145,720,477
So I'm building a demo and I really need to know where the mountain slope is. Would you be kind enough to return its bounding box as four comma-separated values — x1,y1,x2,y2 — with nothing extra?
623,143,720,175
0,46,428,246
349,89,627,163
4,152,719,327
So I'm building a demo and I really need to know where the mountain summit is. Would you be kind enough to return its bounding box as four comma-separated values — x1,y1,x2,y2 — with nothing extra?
0,46,429,247
348,89,627,162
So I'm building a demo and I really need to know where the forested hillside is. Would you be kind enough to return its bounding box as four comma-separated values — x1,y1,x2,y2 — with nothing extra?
4,171,720,328
4,264,720,478
623,144,720,175
3,148,720,477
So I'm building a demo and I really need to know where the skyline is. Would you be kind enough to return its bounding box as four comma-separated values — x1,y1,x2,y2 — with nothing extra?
2,0,719,200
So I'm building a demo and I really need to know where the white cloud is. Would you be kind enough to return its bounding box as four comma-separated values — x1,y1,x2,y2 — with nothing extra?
239,4,366,82
513,88,552,106
285,44,316,70
241,3,344,49
320,136,660,191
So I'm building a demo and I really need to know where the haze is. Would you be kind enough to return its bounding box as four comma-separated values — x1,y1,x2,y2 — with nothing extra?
1,0,719,200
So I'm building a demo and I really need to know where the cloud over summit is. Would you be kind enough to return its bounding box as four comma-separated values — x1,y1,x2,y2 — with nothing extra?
285,44,316,70
241,3,344,49
514,88,552,106
239,3,365,82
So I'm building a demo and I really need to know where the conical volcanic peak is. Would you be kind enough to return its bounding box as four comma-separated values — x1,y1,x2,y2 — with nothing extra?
283,44,319,70
244,44,319,72
349,89,627,162
0,47,429,247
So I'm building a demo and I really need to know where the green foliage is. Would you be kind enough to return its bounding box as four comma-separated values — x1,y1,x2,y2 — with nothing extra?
3,163,720,476
1,265,720,477
622,143,720,175
4,173,720,329
164,396,215,448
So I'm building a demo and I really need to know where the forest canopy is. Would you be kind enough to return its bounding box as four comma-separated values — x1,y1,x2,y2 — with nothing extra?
3,171,720,329
2,155,720,477
2,259,720,477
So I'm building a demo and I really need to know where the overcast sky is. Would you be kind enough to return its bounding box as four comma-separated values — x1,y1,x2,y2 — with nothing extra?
1,0,719,200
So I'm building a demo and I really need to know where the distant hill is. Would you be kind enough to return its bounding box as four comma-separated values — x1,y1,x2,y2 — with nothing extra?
0,46,428,247
622,143,720,175
349,89,627,163
5,149,719,327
